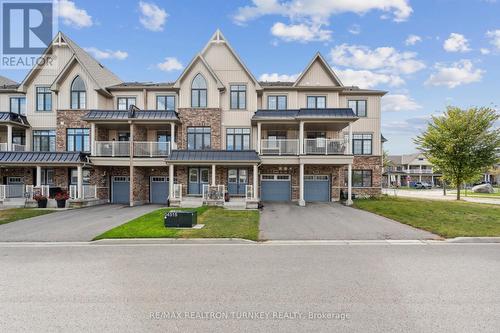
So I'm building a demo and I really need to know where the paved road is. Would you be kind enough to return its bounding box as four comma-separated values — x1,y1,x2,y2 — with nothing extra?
0,242,498,332
259,202,439,240
0,205,161,242
383,188,500,205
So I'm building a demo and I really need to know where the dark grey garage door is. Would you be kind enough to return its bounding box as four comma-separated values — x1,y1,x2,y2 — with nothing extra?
150,176,169,204
304,175,330,202
112,176,130,204
261,174,291,201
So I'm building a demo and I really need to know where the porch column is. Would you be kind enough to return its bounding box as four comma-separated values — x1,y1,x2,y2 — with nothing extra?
347,163,353,205
169,164,174,198
170,123,176,150
25,128,32,150
6,124,12,151
211,164,216,186
256,122,261,154
77,165,83,199
299,163,305,206
36,166,42,187
431,175,434,187
347,123,353,154
90,123,96,155
253,164,258,200
299,121,304,155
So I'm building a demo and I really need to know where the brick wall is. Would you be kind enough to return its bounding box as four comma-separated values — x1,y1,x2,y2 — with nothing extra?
340,156,383,197
133,125,147,141
0,167,33,185
132,166,148,204
304,165,342,201
259,165,300,200
56,110,90,152
176,108,222,149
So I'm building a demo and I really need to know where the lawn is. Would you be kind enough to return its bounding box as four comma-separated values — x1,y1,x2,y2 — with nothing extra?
94,206,260,241
0,208,55,226
449,190,500,199
353,196,500,238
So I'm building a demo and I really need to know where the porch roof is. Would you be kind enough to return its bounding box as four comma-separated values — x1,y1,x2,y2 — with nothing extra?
0,152,88,165
82,110,179,122
0,112,30,127
167,150,260,164
252,108,358,121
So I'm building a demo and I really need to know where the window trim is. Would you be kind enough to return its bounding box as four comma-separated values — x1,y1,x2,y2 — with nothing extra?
351,169,373,188
156,95,176,111
267,95,288,110
306,95,327,109
70,76,87,109
226,127,251,151
66,128,90,152
191,73,208,108
229,84,247,110
351,133,373,155
35,86,52,112
348,99,367,117
187,126,211,150
9,96,26,115
117,96,137,110
32,129,56,152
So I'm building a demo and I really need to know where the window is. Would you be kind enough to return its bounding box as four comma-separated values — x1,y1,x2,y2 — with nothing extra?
70,169,90,185
307,96,326,109
230,85,246,109
352,134,372,155
226,128,250,150
12,130,25,145
267,95,287,110
191,74,207,108
156,95,175,111
10,97,26,115
348,100,367,117
70,76,86,109
40,168,54,186
67,128,90,152
36,87,52,111
117,97,136,110
33,130,56,151
187,127,211,150
346,170,372,187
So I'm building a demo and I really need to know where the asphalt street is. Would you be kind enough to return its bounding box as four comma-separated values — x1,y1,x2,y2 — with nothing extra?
1,242,499,332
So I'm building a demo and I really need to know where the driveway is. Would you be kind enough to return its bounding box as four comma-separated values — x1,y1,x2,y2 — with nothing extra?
259,202,439,240
0,204,161,242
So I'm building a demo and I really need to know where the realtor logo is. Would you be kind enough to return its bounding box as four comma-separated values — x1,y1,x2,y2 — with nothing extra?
1,0,56,69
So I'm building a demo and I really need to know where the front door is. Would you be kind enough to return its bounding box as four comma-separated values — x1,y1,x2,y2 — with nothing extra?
188,168,209,195
228,169,248,196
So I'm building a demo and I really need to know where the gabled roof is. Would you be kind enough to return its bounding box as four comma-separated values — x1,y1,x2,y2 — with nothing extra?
0,75,17,86
201,29,262,90
19,32,122,94
388,153,425,165
173,53,224,90
293,52,343,87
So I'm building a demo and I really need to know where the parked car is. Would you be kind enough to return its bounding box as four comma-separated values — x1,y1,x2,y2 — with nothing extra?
412,182,432,189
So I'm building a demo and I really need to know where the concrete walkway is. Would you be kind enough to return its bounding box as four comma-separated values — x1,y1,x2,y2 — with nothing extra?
383,188,500,205
259,202,440,240
0,204,161,242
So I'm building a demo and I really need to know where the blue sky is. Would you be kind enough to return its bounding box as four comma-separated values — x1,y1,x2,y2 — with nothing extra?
2,0,499,154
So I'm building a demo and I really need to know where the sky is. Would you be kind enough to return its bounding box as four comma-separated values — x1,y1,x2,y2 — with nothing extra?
2,0,499,154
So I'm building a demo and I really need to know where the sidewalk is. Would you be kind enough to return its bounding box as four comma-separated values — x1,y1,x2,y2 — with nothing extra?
383,188,500,205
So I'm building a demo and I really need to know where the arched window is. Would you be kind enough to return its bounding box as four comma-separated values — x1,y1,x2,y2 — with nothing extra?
191,73,207,108
70,76,86,109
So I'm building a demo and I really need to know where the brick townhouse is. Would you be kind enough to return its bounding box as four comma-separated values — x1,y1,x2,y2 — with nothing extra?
0,30,386,208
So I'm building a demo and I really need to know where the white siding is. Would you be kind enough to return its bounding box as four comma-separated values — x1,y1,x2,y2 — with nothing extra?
178,59,220,108
296,60,339,87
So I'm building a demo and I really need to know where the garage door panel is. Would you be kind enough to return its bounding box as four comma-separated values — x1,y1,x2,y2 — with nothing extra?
150,176,169,204
304,175,330,202
112,177,130,204
261,175,291,202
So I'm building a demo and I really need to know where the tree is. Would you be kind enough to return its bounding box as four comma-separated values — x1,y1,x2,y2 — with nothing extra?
414,107,500,200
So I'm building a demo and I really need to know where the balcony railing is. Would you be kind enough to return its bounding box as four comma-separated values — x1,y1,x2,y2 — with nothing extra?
261,139,299,155
0,143,7,151
304,138,347,155
406,169,434,174
94,141,130,157
133,141,170,157
0,143,25,151
69,185,97,199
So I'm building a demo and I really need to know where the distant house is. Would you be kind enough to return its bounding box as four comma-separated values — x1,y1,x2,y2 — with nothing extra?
383,153,442,187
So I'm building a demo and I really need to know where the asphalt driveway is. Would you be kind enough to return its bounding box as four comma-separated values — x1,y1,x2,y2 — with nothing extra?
259,202,439,240
0,204,161,242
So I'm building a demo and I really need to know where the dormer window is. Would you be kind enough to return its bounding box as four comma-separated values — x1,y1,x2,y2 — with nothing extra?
191,73,207,108
70,76,86,109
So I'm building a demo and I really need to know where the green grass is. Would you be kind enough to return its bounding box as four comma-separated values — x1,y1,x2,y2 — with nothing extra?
353,196,500,238
0,208,55,225
94,206,260,241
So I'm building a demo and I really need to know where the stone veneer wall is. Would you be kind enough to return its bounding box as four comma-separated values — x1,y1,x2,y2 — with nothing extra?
132,166,148,205
90,166,129,201
56,110,90,152
176,108,222,150
340,156,383,197
133,125,147,141
0,167,33,186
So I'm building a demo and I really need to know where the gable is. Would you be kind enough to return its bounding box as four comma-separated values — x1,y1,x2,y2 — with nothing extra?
295,58,341,87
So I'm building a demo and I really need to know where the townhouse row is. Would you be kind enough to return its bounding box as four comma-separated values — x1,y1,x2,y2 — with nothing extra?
0,30,386,207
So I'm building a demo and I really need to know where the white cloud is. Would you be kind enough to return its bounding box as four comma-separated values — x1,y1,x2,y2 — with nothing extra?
425,60,484,88
337,69,404,88
259,73,300,82
270,22,331,42
139,1,168,32
382,115,432,134
405,34,421,46
156,57,183,72
382,94,422,112
330,44,426,74
348,24,361,35
84,47,128,60
443,33,471,52
486,30,500,50
480,48,491,55
233,0,413,25
56,0,93,28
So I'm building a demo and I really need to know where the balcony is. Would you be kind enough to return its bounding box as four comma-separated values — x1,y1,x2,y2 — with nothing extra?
261,139,299,155
94,141,130,157
304,138,346,155
133,141,170,157
0,143,26,151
